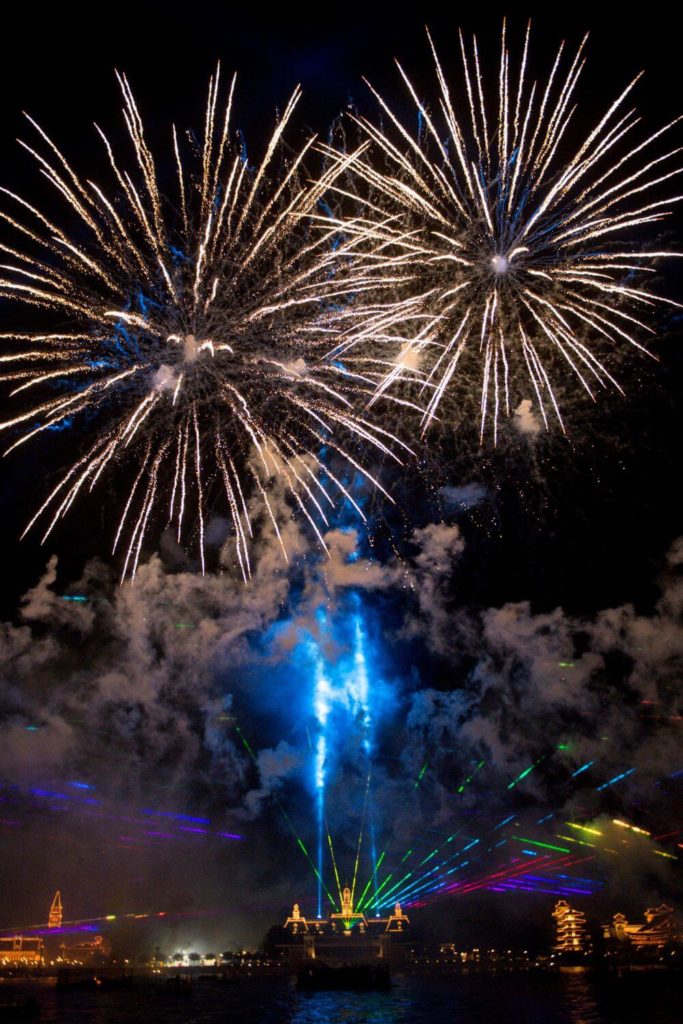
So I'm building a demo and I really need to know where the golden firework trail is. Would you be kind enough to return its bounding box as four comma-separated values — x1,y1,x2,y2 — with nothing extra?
317,23,682,441
0,68,410,578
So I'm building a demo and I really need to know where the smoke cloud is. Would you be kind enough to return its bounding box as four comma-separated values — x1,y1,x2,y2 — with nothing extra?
0,512,681,946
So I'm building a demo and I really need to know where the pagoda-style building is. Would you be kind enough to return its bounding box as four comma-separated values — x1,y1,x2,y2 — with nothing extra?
603,905,682,948
552,899,592,953
284,886,409,965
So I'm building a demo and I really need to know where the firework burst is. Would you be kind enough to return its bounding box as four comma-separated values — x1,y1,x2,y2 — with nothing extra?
319,23,682,442
0,68,408,578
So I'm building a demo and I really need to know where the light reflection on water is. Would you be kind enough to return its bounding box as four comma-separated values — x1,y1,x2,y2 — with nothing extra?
3,970,679,1024
288,990,413,1024
559,967,601,1024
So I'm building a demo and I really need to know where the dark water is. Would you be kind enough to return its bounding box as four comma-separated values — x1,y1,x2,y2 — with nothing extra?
1,970,680,1024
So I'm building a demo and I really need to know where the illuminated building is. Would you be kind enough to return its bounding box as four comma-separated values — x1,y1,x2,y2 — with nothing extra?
552,900,591,953
330,886,369,933
48,891,63,929
284,888,409,964
284,903,309,934
603,905,682,948
60,934,111,964
0,892,62,964
0,936,44,964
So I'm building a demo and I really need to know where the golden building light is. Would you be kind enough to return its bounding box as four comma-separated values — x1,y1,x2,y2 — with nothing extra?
552,899,591,953
603,904,682,947
283,888,410,965
48,891,63,929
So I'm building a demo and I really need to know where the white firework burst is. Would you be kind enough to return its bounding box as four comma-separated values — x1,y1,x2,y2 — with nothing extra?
0,67,409,579
318,23,682,442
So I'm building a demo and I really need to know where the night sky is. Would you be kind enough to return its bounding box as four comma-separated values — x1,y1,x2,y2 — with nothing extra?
0,2,681,956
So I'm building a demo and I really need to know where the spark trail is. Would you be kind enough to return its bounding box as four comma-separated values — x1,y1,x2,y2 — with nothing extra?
0,68,408,578
320,23,682,441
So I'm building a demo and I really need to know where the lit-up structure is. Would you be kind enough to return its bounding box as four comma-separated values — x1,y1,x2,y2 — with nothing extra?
0,892,62,964
603,905,682,948
0,936,44,964
48,891,63,929
284,887,409,964
552,899,591,953
60,934,112,964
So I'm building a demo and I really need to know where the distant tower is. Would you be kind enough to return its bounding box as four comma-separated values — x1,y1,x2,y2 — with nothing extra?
385,901,409,933
48,891,63,929
284,903,309,934
340,887,353,918
552,899,590,953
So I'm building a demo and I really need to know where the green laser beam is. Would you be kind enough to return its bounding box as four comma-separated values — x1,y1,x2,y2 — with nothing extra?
376,870,413,905
512,836,570,853
457,760,485,794
351,772,371,908
507,756,545,790
356,849,386,912
358,843,415,913
236,723,339,910
357,757,432,911
325,827,343,908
